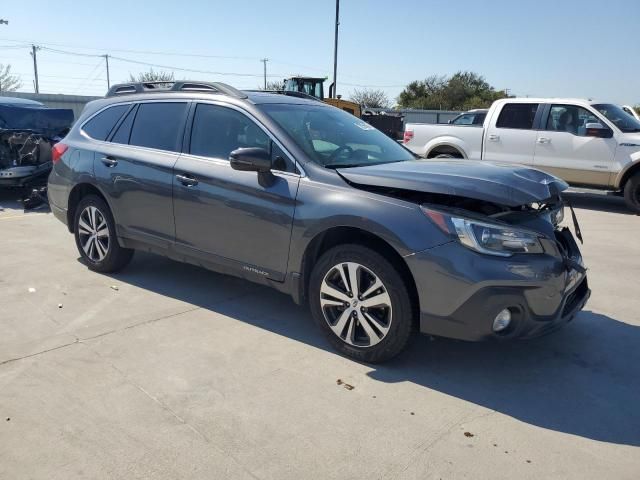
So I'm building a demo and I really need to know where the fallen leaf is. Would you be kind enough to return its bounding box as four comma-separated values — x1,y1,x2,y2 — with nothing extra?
464,432,474,438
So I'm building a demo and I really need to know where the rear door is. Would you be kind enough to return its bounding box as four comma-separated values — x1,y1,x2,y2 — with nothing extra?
172,102,300,281
93,101,189,247
483,102,540,165
533,104,616,186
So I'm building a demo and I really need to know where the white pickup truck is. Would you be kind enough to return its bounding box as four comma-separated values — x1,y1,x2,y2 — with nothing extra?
403,98,640,212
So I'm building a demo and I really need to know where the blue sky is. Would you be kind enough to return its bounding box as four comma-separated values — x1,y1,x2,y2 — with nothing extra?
1,0,638,104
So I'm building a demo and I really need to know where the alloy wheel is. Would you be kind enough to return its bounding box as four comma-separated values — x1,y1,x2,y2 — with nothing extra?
78,206,110,262
319,262,392,347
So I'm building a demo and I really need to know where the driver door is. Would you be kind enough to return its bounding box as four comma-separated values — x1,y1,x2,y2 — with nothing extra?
172,103,300,281
533,104,616,186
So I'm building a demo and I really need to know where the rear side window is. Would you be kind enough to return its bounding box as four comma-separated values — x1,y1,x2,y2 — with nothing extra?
82,105,128,140
129,102,188,152
496,103,539,129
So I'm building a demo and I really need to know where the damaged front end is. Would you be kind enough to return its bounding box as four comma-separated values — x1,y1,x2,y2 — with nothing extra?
337,159,589,340
0,101,74,187
0,100,74,208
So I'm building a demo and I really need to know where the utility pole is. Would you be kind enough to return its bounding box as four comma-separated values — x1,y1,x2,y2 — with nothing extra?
31,45,40,93
331,0,340,98
260,58,268,90
104,54,111,89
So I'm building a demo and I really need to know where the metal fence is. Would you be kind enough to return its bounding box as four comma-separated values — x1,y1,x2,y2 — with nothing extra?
365,108,462,125
1,92,100,120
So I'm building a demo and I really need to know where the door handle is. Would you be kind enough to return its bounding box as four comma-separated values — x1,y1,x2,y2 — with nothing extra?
176,173,198,187
100,156,118,167
488,134,500,141
537,137,551,144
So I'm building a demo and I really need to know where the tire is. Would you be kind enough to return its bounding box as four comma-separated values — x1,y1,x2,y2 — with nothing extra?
309,245,414,363
434,153,455,159
623,173,640,213
73,195,134,273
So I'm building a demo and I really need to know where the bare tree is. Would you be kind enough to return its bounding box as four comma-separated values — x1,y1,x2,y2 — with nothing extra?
259,80,284,91
0,64,22,92
349,88,391,108
128,69,175,83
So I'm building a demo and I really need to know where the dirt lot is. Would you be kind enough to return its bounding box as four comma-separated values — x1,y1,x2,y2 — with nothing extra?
0,190,638,480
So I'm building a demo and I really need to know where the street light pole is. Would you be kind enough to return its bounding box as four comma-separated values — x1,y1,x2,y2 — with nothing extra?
104,54,111,89
332,0,339,99
261,58,268,90
31,45,40,93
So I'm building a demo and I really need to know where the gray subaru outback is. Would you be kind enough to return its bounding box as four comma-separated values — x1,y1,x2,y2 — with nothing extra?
48,81,590,362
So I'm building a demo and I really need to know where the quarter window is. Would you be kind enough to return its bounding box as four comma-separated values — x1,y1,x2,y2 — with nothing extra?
129,102,188,152
546,105,603,136
110,106,136,144
189,104,270,160
496,103,539,130
82,105,128,140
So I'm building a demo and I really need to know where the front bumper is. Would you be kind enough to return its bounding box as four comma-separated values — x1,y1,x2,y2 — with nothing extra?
406,228,590,341
0,163,51,188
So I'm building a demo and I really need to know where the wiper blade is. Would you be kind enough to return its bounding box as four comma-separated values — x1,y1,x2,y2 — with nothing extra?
324,163,363,169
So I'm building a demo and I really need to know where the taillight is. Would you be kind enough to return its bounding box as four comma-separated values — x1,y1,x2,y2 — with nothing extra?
403,130,414,144
51,143,68,164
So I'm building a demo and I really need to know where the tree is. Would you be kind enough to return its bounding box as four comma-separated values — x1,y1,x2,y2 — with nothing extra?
259,80,284,91
397,71,507,110
349,88,391,108
129,69,175,83
0,64,22,92
635,105,640,117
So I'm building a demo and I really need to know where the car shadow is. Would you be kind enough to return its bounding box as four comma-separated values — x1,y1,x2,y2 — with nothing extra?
100,252,640,447
563,191,636,215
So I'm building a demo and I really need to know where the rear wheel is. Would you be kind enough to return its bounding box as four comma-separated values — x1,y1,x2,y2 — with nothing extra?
623,173,640,213
73,195,133,272
309,245,414,363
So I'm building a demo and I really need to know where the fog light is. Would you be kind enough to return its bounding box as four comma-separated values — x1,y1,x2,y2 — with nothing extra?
492,308,512,332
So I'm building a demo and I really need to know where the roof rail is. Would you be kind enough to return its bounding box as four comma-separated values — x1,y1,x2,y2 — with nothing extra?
105,81,248,99
244,90,324,102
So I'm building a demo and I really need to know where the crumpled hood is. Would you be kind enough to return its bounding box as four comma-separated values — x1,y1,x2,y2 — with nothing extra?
337,160,568,207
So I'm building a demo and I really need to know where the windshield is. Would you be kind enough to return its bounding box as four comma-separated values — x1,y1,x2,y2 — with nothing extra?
592,104,640,133
260,104,415,168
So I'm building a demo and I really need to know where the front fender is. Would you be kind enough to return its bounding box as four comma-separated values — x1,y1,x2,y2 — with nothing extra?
614,152,640,189
287,179,450,274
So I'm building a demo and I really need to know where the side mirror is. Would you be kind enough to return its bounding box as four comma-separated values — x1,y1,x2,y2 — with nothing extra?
229,147,271,172
585,123,613,138
229,147,276,187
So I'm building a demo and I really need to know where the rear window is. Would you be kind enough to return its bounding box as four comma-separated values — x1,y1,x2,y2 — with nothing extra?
496,103,539,130
82,105,128,140
129,102,188,152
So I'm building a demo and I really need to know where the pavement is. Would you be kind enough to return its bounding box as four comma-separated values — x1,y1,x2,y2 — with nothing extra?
0,189,639,479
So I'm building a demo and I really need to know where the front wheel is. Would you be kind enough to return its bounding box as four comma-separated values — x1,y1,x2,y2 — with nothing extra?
309,245,414,363
623,173,640,213
73,195,134,273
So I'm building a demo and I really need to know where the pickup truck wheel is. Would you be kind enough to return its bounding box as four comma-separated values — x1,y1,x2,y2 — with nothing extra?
73,195,134,273
435,153,455,158
309,245,414,363
623,173,640,213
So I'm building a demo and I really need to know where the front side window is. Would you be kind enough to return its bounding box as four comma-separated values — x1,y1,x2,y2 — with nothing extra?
189,104,270,161
496,103,539,130
82,104,128,140
129,102,188,152
546,105,604,136
593,103,640,133
260,103,415,168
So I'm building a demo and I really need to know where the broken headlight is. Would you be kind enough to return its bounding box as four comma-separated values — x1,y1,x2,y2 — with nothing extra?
422,207,544,257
